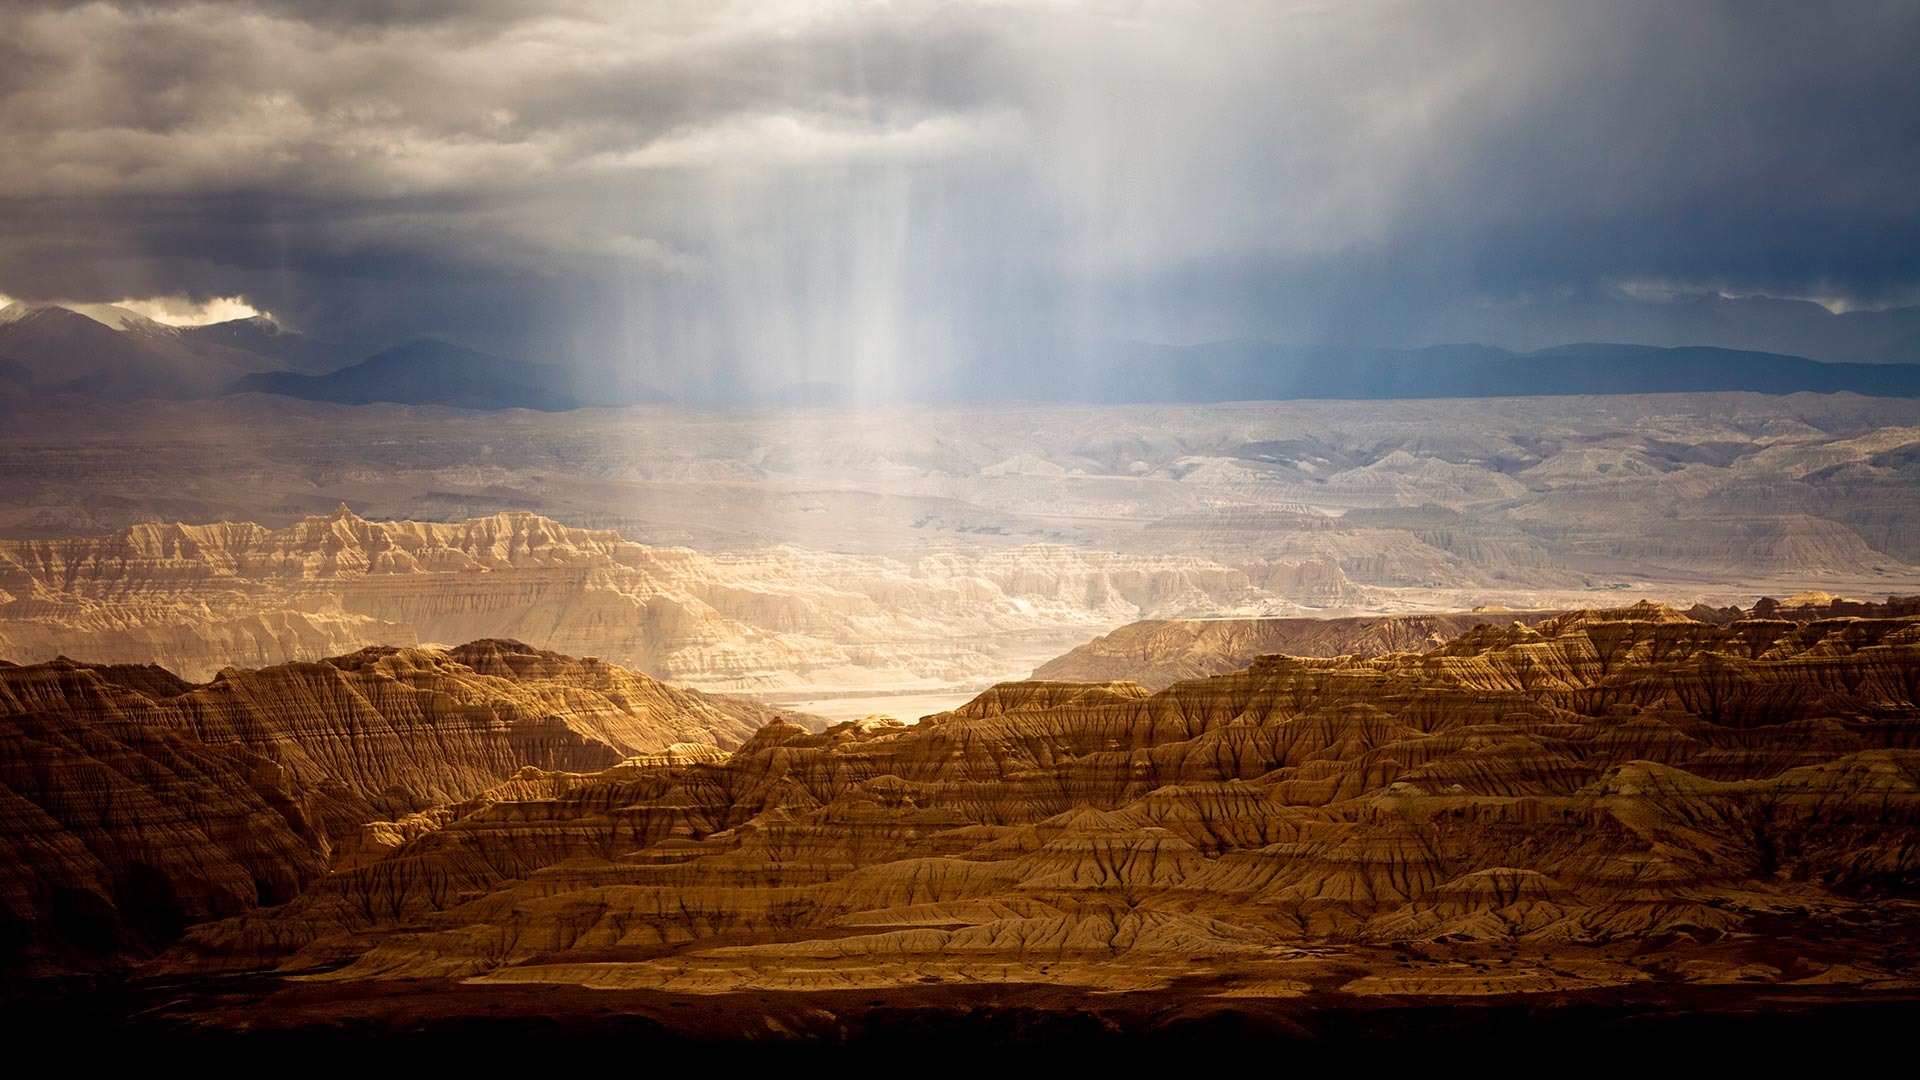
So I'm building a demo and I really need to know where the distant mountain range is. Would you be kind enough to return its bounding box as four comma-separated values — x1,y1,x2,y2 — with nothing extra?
0,302,338,400
0,303,667,410
3,300,1919,410
1000,339,1920,403
1425,288,1920,365
178,312,353,374
229,339,670,411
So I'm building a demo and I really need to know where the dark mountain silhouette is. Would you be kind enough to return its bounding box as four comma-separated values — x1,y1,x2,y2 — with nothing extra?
179,315,352,374
5,299,1918,409
1428,289,1920,365
228,338,670,411
0,303,282,399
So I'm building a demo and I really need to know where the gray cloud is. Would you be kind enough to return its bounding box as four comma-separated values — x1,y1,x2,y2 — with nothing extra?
2,0,1916,399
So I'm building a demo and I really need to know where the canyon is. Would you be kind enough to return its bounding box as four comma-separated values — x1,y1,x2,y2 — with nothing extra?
6,2,1915,1055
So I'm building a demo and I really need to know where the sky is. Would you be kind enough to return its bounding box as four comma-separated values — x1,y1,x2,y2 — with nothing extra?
2,0,1917,399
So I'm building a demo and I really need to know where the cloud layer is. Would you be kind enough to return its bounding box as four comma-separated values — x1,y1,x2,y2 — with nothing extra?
3,1,1916,398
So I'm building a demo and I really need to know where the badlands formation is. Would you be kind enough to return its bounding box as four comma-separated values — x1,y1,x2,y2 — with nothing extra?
3,392,1918,700
2,393,1918,1047
0,641,809,979
6,604,1914,1016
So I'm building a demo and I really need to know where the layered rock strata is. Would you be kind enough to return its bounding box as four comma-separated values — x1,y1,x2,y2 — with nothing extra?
0,507,1363,690
0,642,807,980
155,606,1920,995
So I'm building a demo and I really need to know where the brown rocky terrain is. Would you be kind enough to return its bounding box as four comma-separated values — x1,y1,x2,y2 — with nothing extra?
0,642,810,981
1034,594,1920,689
1033,611,1563,688
133,604,1920,1006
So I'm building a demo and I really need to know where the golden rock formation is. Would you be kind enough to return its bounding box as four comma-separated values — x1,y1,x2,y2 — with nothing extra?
153,606,1920,995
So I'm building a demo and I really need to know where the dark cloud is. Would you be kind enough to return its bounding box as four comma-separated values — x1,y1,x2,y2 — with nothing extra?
2,1,1916,399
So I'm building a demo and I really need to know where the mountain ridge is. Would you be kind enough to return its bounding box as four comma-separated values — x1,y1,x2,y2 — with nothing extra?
1006,339,1920,404
0,302,353,401
228,338,671,411
6,301,1920,408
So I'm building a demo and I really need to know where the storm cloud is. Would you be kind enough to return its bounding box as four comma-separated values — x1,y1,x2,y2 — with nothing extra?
3,0,1917,399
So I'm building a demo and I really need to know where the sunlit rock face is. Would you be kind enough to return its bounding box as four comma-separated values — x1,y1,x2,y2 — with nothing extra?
0,507,1360,692
1032,611,1565,689
154,607,1920,994
0,642,805,980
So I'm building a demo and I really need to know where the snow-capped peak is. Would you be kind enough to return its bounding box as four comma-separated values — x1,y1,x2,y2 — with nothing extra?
0,301,180,335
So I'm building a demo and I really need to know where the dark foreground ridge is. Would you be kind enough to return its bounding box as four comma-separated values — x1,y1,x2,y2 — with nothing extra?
8,978,1919,1067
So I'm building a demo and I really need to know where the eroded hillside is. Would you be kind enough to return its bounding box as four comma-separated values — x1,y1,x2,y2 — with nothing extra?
147,605,1920,998
0,641,810,980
